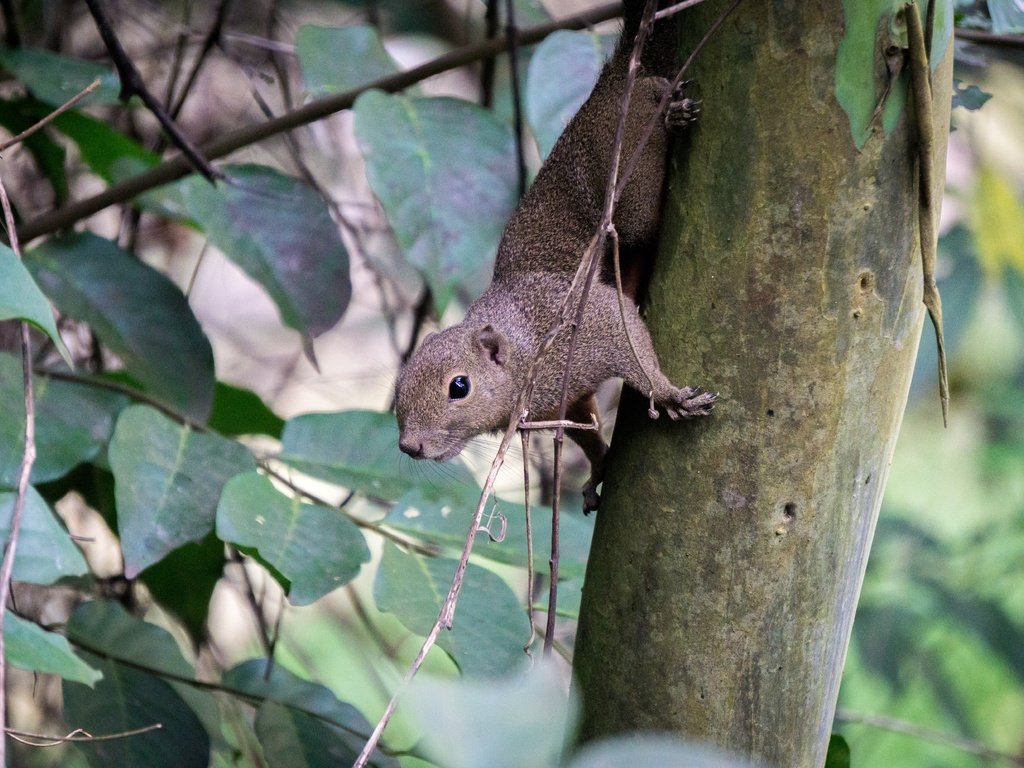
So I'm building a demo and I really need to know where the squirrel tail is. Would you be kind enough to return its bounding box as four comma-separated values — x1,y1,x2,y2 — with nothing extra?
619,0,678,77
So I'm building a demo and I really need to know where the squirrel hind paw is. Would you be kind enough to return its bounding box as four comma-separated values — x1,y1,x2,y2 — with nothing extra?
665,96,700,130
663,387,718,420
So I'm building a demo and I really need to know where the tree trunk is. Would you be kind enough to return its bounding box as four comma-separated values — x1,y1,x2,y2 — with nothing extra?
573,3,952,766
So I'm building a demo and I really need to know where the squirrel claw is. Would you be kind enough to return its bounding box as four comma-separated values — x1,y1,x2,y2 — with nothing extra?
664,387,718,420
665,96,700,130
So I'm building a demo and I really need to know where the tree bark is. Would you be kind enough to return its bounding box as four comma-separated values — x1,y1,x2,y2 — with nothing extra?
573,3,952,767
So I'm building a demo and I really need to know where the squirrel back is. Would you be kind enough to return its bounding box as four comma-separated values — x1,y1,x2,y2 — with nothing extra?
395,0,716,511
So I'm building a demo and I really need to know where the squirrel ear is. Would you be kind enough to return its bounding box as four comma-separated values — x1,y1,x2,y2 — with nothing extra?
477,325,508,366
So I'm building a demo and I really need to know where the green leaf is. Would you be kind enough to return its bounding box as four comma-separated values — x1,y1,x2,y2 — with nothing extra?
384,488,594,579
952,79,992,112
67,601,195,677
51,108,160,182
224,659,398,768
404,661,573,768
374,541,530,676
824,733,852,768
834,1,908,149
0,244,72,365
152,164,351,364
526,30,614,158
64,655,210,768
0,47,121,107
25,233,215,421
0,353,127,486
208,382,284,438
217,473,370,605
279,410,477,502
108,405,255,577
354,91,518,312
66,600,225,751
296,25,398,97
140,533,225,640
63,606,211,765
0,485,88,583
4,611,101,685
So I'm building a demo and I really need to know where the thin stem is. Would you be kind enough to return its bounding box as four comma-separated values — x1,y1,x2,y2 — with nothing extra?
504,0,527,198
0,178,37,768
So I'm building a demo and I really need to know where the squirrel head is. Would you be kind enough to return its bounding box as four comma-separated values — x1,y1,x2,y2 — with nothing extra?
395,323,517,461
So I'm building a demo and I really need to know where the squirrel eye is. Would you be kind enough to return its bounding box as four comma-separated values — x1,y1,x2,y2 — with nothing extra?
448,375,471,400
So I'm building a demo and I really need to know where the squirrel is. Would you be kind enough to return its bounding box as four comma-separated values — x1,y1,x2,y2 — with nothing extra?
394,0,716,512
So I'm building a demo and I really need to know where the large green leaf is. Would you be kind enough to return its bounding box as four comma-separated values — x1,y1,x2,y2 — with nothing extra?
224,659,398,768
278,410,477,502
0,485,87,583
4,611,101,685
296,25,398,97
153,164,351,363
384,488,594,579
0,353,127,486
404,662,572,768
26,233,215,421
51,108,160,182
569,736,759,768
217,472,370,605
66,600,225,753
208,382,284,438
63,656,209,768
374,541,530,676
354,91,518,311
526,30,613,158
0,244,71,364
0,47,121,107
108,405,255,578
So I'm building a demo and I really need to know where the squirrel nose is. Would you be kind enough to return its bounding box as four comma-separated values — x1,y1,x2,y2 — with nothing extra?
399,438,425,459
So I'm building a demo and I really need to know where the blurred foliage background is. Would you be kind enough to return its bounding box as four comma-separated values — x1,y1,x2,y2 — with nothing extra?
0,0,1020,766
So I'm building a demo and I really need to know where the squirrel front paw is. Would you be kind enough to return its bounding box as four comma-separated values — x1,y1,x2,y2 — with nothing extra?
662,386,717,420
665,81,700,130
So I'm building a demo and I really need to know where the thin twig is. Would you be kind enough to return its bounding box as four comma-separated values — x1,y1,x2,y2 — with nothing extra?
954,27,1024,50
542,0,660,655
518,416,599,431
616,0,743,201
521,429,536,653
0,79,102,153
654,0,710,20
5,723,163,747
82,0,221,183
0,177,37,768
834,710,1024,766
229,547,274,658
906,1,949,425
167,0,233,121
504,0,528,198
16,2,624,245
481,0,499,108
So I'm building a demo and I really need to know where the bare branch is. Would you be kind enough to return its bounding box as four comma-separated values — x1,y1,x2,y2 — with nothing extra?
83,0,221,182
0,78,101,153
0,177,38,768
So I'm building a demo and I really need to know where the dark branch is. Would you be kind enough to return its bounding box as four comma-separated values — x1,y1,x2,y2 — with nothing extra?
82,0,221,183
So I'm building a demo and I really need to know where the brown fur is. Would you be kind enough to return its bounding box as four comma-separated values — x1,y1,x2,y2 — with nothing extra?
394,4,715,511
